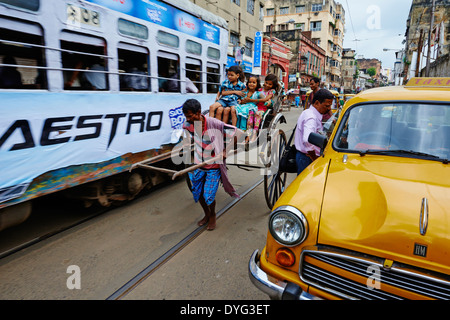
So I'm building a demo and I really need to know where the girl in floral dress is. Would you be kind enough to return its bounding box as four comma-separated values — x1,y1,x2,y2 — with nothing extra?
235,75,263,132
248,74,279,142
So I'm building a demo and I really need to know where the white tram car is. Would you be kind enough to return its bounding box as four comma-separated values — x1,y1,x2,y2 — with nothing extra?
0,0,229,230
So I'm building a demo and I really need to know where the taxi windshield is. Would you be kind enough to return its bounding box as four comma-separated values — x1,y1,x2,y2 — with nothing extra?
333,103,450,162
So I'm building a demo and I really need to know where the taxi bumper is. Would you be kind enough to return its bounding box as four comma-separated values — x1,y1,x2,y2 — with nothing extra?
248,249,319,300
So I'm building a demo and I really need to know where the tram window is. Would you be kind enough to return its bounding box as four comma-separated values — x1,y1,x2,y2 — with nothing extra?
156,31,179,48
186,40,202,56
118,19,148,40
207,47,220,60
0,27,47,89
118,48,150,91
186,59,202,93
158,55,180,92
61,39,108,90
206,64,220,93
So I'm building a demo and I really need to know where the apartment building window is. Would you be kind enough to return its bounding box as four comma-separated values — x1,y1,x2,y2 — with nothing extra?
244,38,253,57
230,32,239,50
336,14,341,20
266,8,274,16
312,38,321,46
311,4,323,12
278,23,288,31
331,60,339,67
310,21,322,31
279,7,289,15
296,5,305,13
247,0,255,15
232,0,240,6
295,23,305,30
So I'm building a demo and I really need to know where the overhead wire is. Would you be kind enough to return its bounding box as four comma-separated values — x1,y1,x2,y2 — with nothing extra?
345,0,358,51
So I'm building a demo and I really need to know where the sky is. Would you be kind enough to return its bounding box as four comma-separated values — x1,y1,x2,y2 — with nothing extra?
342,0,413,69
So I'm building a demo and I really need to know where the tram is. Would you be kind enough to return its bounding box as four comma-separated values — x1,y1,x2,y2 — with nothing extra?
0,0,229,230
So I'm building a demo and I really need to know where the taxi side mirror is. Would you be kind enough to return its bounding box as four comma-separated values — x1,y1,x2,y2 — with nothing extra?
308,132,328,156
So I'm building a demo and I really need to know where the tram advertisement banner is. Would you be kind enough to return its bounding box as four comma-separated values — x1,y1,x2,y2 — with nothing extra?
0,92,213,204
85,0,221,45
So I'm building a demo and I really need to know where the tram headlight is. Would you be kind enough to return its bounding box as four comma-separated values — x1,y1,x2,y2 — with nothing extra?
269,206,308,247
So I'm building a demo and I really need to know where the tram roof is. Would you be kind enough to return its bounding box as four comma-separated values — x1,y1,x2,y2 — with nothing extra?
164,0,229,29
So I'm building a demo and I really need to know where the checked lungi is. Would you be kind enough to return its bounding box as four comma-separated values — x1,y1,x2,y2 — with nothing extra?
188,168,221,205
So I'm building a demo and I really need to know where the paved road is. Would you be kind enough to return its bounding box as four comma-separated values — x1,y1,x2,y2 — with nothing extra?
123,107,301,300
0,107,301,300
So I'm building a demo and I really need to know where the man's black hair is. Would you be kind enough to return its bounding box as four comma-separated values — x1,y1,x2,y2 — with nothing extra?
312,89,335,104
311,77,321,84
182,98,202,114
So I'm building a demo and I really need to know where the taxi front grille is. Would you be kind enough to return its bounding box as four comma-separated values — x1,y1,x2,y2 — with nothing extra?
300,251,450,300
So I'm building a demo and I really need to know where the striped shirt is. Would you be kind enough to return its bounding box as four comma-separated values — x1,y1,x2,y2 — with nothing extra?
183,115,235,169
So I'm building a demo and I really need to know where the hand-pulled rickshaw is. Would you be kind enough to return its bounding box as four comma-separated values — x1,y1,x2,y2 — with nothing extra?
129,93,290,209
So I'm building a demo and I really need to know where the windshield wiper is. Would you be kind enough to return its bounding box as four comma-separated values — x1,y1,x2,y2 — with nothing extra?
358,149,449,164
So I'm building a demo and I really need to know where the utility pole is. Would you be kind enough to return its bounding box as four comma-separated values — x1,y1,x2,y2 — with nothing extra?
267,5,277,75
425,0,436,76
415,29,424,77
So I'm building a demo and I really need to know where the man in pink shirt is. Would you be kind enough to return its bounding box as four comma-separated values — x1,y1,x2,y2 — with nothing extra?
294,89,334,175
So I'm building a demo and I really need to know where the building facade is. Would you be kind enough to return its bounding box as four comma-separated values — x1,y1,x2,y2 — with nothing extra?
263,0,345,88
261,35,292,88
189,0,266,75
263,29,326,88
341,48,356,92
403,0,449,79
356,58,382,80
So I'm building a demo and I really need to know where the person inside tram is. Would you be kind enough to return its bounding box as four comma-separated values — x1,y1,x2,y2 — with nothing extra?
0,55,23,89
83,58,107,90
121,66,149,91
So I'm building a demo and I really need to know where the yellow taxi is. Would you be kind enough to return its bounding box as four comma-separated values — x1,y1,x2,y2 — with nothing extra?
249,78,450,300
344,93,355,102
305,89,340,114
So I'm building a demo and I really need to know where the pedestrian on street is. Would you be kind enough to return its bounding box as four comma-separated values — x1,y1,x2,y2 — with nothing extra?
295,95,300,108
294,89,334,175
301,92,306,108
182,99,241,230
307,77,321,109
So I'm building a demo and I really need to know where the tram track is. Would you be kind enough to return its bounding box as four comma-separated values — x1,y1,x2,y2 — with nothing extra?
0,179,176,260
0,209,108,260
107,177,264,300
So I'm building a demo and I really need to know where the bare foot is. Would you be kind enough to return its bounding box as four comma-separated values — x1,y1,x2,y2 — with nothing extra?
197,216,209,227
207,215,216,231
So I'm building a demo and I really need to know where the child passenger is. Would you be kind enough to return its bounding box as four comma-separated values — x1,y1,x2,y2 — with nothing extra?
248,74,279,142
209,65,246,126
235,75,263,132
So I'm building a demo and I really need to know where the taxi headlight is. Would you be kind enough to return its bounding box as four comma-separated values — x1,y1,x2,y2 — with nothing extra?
269,206,308,247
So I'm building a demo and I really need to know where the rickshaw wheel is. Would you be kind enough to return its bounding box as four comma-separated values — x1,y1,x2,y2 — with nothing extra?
263,129,287,210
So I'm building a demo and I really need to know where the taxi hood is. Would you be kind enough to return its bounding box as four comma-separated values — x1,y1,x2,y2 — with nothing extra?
318,154,450,273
